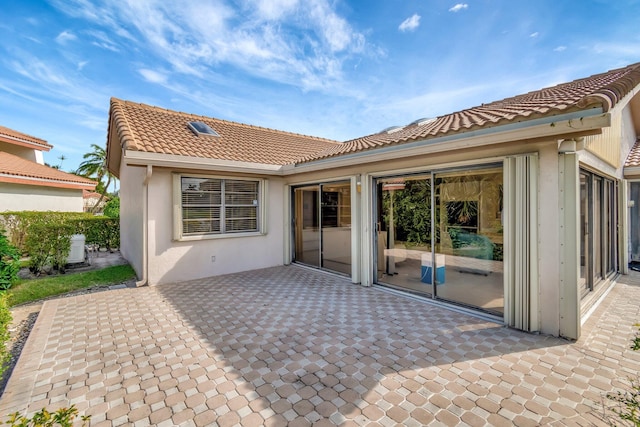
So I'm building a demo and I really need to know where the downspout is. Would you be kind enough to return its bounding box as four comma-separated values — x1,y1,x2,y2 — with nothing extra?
136,165,152,287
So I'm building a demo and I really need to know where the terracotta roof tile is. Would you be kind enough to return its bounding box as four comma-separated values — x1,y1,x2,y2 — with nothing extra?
0,152,96,189
625,139,640,168
0,125,53,151
297,62,640,163
108,98,340,166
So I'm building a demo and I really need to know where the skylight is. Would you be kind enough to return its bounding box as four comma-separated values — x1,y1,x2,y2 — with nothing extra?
188,121,220,137
409,117,437,126
380,125,404,134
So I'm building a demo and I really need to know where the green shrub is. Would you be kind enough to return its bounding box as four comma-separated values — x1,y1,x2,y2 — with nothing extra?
0,294,11,380
0,213,120,265
3,404,90,427
74,217,119,250
0,230,20,291
0,212,91,254
103,197,119,218
25,223,75,275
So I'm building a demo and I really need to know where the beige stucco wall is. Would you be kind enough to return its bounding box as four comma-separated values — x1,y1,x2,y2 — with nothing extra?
119,162,145,280
283,139,572,337
145,168,286,285
0,141,41,163
0,183,83,212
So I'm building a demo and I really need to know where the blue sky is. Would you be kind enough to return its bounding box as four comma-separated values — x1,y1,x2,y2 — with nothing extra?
1,0,639,173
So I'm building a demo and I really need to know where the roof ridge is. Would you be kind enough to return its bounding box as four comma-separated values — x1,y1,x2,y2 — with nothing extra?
0,125,53,150
111,97,341,145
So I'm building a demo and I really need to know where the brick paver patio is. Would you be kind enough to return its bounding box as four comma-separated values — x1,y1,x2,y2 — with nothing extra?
1,266,639,426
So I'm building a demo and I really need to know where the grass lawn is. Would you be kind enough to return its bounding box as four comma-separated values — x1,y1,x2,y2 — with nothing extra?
6,264,136,307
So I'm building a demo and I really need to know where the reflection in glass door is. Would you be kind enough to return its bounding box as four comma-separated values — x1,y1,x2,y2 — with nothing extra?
293,182,352,276
375,175,433,296
434,169,504,315
294,186,320,267
579,170,618,298
375,167,504,316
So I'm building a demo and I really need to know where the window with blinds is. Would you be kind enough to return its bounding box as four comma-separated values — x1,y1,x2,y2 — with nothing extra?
181,177,259,235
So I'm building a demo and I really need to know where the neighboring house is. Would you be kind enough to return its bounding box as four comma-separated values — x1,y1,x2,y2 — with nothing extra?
0,126,96,212
83,189,109,213
106,62,640,340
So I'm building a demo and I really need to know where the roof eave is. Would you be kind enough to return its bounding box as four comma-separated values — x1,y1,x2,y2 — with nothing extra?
123,150,285,175
284,109,610,174
0,174,96,190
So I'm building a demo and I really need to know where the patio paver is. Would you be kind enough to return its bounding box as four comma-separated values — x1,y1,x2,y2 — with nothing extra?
1,265,639,426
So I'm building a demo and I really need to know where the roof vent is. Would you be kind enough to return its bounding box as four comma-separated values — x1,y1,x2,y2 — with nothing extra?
409,117,436,126
188,121,220,137
380,125,404,134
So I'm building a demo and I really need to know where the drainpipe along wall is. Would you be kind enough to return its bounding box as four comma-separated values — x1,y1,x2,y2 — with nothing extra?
136,164,152,287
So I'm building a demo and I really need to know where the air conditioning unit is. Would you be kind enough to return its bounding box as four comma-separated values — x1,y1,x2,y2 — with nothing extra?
67,234,86,264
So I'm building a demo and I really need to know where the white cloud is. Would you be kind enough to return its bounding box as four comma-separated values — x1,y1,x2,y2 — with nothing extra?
77,61,89,71
251,0,298,20
530,32,539,38
399,14,421,32
554,46,567,52
86,30,120,52
55,30,77,44
138,68,168,84
449,4,468,12
49,0,370,92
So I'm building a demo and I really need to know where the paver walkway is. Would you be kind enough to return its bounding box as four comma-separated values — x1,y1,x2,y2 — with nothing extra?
1,266,639,426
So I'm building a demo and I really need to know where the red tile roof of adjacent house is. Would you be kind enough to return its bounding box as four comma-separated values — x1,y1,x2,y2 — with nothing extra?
0,152,96,190
297,62,640,163
108,98,340,166
0,125,53,151
83,189,108,200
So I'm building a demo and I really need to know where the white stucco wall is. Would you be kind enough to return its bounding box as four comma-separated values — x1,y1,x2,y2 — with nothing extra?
0,183,83,212
119,163,145,280
145,169,286,285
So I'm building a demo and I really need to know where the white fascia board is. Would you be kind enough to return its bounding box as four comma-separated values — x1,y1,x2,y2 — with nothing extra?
123,150,284,175
624,166,640,178
283,109,611,175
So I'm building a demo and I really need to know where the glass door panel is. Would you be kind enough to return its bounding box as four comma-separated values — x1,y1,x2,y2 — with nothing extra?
434,169,504,315
293,182,352,276
593,176,603,283
376,175,433,296
294,186,320,267
579,173,590,297
630,182,640,264
321,182,352,275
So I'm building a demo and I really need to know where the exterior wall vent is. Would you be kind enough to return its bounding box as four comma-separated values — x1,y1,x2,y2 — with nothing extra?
188,121,220,137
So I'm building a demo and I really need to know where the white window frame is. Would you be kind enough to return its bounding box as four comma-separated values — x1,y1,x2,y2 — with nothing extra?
173,173,267,241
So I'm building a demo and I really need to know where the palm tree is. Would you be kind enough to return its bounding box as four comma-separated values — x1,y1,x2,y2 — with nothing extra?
76,144,113,213
58,154,67,170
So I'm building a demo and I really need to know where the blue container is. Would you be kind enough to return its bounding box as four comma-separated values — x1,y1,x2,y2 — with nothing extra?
421,265,446,284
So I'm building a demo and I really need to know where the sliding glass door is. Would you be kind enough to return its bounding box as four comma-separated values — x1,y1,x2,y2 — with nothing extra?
375,166,504,316
579,170,618,297
293,181,352,276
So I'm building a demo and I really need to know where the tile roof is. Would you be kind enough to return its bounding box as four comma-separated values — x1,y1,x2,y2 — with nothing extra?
108,62,640,169
0,125,53,151
108,98,340,166
625,139,640,168
0,152,96,190
296,62,640,163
